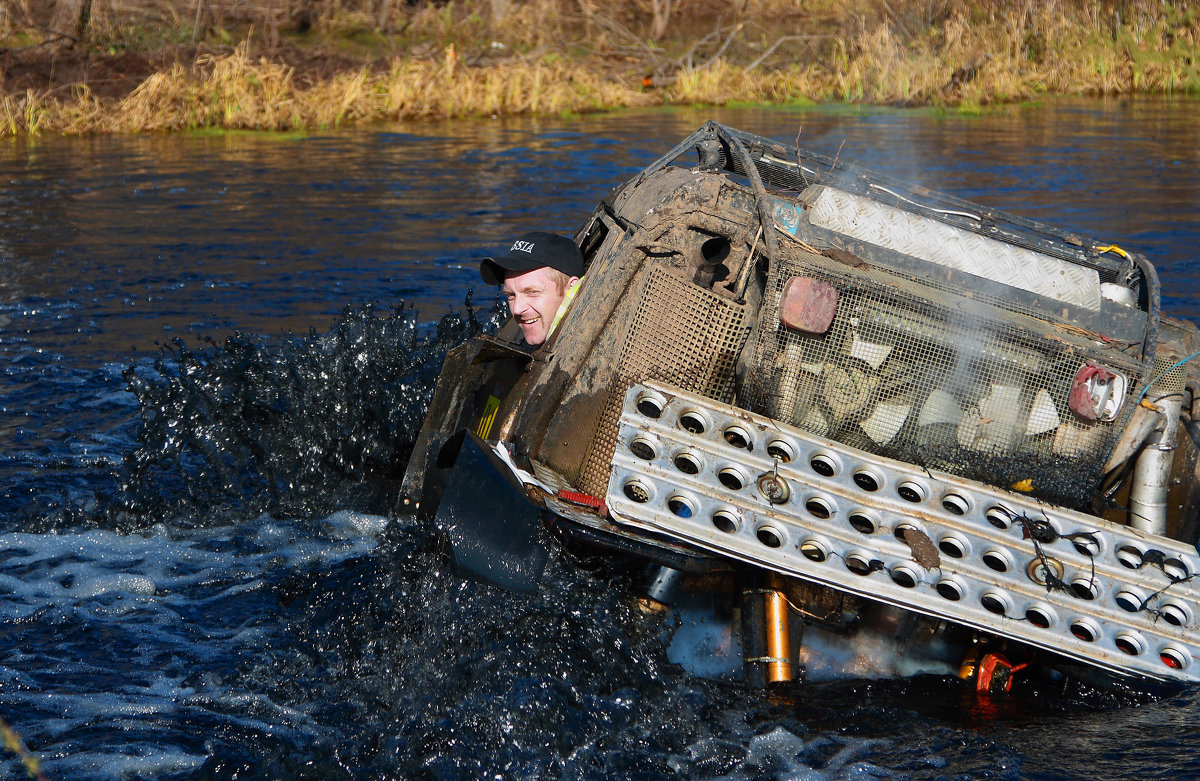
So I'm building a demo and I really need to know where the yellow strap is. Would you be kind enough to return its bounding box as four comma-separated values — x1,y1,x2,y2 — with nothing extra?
548,277,582,339
1095,244,1129,259
475,394,501,439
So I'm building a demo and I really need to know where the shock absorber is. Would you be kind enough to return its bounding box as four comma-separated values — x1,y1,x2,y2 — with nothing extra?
742,571,796,686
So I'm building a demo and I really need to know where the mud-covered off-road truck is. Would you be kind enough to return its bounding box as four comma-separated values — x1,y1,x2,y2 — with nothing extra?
402,122,1200,692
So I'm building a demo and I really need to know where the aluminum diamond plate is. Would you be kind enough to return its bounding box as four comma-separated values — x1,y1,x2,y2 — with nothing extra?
799,186,1103,311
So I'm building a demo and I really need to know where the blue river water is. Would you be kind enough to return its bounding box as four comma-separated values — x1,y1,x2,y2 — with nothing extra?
2,97,1199,779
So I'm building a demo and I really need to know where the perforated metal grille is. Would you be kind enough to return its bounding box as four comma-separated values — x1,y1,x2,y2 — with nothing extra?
741,249,1146,508
579,266,750,496
1148,354,1188,398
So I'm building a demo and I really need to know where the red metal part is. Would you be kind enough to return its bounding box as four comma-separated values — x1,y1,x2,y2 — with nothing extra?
557,490,609,517
974,652,1028,695
779,276,838,334
1069,361,1117,420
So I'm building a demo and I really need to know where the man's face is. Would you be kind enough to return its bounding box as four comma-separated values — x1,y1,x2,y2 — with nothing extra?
502,266,568,346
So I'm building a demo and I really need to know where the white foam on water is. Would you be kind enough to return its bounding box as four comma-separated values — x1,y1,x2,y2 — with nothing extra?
667,598,743,680
797,623,957,682
668,717,912,780
745,725,811,766
49,746,208,779
0,518,383,615
0,511,391,779
324,509,390,538
745,726,851,781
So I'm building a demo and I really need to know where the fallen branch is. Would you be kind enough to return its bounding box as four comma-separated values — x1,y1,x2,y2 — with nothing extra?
700,20,744,70
745,34,831,72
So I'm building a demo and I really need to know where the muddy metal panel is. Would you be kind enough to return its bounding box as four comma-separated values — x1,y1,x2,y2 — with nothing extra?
573,265,751,496
522,167,763,494
400,337,531,514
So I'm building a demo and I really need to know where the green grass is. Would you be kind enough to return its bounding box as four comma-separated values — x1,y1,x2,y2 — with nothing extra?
186,127,310,139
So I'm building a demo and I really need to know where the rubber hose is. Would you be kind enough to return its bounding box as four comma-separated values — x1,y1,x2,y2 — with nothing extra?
718,124,780,269
1133,252,1161,375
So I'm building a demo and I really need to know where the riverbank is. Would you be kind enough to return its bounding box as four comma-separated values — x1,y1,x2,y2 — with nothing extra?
2,0,1198,136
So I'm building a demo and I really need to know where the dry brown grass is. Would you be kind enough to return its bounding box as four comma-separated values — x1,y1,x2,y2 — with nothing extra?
1,0,1197,135
9,42,654,135
665,1,1200,107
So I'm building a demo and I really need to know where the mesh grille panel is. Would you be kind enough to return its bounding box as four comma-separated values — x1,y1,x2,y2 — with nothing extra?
579,266,750,496
741,249,1146,507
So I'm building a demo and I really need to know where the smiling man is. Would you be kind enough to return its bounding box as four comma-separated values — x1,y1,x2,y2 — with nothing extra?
480,232,583,347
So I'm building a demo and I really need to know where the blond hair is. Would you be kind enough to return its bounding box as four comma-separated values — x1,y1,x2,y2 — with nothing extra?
543,267,572,294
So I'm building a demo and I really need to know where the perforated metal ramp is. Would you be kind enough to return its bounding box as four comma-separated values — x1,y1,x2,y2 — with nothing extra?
606,381,1200,682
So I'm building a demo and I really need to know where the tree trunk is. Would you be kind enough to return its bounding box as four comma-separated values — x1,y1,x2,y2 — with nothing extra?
489,0,510,29
50,0,92,48
376,0,395,32
648,0,680,43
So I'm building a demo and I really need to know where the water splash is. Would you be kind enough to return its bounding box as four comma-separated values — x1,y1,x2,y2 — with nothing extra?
114,298,503,528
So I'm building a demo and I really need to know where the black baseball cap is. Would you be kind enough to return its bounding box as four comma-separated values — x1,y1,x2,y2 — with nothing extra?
480,231,584,286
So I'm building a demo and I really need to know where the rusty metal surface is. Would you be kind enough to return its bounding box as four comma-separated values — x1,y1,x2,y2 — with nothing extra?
530,168,761,492
578,265,751,496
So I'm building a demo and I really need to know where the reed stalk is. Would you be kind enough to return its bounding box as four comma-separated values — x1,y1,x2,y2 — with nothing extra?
0,716,46,781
